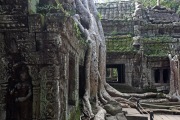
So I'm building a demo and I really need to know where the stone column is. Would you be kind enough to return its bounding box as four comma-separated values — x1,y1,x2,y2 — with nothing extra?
36,33,63,120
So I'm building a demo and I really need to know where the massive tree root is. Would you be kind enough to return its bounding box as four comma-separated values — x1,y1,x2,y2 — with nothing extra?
70,0,180,119
72,0,124,118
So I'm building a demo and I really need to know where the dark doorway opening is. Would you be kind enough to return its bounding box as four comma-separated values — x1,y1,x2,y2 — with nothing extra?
106,64,125,83
158,28,165,35
68,55,76,105
154,68,170,83
154,69,160,83
163,69,170,83
79,65,85,98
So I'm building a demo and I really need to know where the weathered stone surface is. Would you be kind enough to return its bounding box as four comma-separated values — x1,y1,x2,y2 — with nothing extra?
46,13,66,32
102,20,134,35
0,104,6,120
0,12,84,120
0,0,86,120
35,33,63,64
0,15,28,32
106,115,117,120
39,65,60,80
40,80,61,119
5,32,36,52
106,113,127,120
104,101,122,116
0,0,28,15
36,33,62,51
29,14,44,32
126,115,148,120
116,113,127,120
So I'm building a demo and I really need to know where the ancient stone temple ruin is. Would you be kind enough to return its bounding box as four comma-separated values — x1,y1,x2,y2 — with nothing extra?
96,1,180,92
1,0,180,120
0,0,86,120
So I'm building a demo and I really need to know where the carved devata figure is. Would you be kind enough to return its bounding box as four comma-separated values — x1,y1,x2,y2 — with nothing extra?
6,62,33,120
168,54,180,99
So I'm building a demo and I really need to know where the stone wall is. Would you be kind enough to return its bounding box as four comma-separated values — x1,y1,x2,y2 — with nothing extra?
106,50,171,90
133,2,180,38
99,1,180,91
102,20,134,35
106,52,135,86
0,0,85,120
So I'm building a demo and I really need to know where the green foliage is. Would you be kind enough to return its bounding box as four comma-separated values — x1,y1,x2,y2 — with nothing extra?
73,23,87,46
177,5,180,14
137,0,180,12
69,105,81,120
161,0,180,11
106,35,172,56
74,23,82,39
37,2,71,17
55,0,60,5
106,35,134,52
97,12,103,20
143,36,171,56
137,0,156,7
37,4,59,15
28,0,38,14
143,36,171,42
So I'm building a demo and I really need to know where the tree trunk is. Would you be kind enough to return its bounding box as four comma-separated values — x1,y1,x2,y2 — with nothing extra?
157,0,160,6
168,54,180,100
65,1,180,119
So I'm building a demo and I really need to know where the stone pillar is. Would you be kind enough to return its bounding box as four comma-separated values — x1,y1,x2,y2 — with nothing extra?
39,65,61,120
35,32,66,120
59,54,69,120
75,55,79,107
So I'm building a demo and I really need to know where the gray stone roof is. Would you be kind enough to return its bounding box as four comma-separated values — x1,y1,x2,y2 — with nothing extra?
96,1,135,20
147,7,180,23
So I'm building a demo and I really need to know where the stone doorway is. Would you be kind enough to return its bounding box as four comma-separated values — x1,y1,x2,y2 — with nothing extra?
79,65,85,98
68,55,76,105
106,64,125,83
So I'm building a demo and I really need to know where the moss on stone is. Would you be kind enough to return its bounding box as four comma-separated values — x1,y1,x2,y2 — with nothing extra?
106,36,134,52
69,105,81,120
28,0,39,14
143,36,171,56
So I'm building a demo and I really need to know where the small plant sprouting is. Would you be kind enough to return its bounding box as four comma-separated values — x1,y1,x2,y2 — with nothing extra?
74,23,81,38
73,22,87,46
97,12,103,20
37,2,71,17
